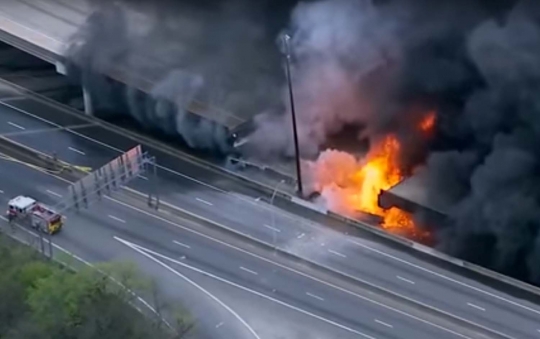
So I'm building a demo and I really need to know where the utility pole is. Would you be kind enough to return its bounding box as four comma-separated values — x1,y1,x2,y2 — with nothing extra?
282,34,304,197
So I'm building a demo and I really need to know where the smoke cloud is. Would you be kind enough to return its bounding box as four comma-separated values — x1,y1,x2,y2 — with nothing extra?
65,0,288,154
249,0,540,284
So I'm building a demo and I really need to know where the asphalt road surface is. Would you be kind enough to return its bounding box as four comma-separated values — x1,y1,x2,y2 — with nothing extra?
0,144,497,339
0,83,539,338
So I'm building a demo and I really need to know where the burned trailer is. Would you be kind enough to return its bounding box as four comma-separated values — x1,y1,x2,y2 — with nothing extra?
378,168,454,228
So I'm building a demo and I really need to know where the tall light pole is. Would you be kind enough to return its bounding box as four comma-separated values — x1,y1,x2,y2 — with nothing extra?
282,34,304,197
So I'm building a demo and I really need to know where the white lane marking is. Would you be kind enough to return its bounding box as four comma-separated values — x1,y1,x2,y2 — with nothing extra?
173,240,191,249
7,121,25,130
68,147,86,155
0,190,4,194
215,322,224,329
108,215,126,223
297,233,305,239
306,292,324,301
239,266,258,276
263,224,281,233
347,238,540,316
115,237,262,339
116,237,376,339
138,175,149,181
195,198,213,206
328,249,347,258
106,195,481,339
46,189,62,198
397,276,415,285
375,319,393,328
467,303,486,312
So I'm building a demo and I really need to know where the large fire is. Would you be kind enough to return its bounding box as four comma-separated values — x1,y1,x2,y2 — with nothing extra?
310,113,436,239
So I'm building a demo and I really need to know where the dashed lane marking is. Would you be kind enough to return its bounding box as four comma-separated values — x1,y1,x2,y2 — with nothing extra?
7,121,25,130
375,319,393,328
306,292,324,301
467,303,486,312
240,266,258,276
173,240,191,249
68,147,86,155
46,189,62,198
397,276,415,285
263,224,281,233
108,215,126,223
196,198,213,206
328,249,347,258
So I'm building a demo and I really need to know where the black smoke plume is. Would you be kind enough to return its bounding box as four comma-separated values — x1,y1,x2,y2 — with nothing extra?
248,0,540,285
64,0,292,154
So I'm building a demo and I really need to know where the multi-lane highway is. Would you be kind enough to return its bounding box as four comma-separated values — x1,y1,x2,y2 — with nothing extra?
0,132,500,339
1,80,540,338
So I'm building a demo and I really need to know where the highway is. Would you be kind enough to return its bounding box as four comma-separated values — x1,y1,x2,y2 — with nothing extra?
0,138,497,339
1,81,540,338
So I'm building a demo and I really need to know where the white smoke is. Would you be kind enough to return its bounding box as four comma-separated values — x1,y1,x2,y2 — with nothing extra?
248,0,403,159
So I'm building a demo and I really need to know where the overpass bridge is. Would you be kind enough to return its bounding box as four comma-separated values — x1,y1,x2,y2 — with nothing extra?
0,0,246,131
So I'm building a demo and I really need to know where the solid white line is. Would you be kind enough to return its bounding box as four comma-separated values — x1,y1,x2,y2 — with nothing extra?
263,224,281,233
173,240,191,249
138,175,149,181
346,239,540,316
7,121,25,130
328,249,347,258
108,215,126,223
467,303,486,312
306,292,324,301
397,276,415,285
46,189,63,198
68,147,86,155
105,196,479,339
115,237,376,339
196,198,213,206
115,237,262,339
375,319,393,328
240,266,258,276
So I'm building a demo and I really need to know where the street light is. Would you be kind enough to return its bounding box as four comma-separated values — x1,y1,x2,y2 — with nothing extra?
282,34,304,197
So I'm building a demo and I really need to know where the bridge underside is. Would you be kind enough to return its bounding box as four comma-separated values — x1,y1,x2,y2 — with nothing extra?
0,0,247,131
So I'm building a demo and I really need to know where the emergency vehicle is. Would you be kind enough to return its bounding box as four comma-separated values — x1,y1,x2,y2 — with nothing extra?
6,195,64,234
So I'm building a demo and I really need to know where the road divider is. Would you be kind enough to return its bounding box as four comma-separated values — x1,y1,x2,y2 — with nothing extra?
0,135,515,338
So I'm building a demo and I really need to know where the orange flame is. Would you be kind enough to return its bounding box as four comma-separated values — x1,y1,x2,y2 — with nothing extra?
419,112,436,132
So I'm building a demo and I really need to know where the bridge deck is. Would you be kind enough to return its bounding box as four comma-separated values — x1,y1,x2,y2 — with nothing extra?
0,0,245,130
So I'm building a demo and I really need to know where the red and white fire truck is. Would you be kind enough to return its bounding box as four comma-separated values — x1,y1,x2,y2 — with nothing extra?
6,195,64,234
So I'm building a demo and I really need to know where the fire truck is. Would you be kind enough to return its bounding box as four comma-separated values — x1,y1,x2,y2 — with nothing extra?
6,196,64,234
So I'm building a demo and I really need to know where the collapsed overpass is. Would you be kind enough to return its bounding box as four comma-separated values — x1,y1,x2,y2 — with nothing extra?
0,0,246,132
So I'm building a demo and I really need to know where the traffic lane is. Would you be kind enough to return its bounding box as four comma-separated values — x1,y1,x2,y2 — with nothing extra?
66,198,464,339
168,268,363,339
157,191,540,338
3,90,540,331
0,158,263,339
321,251,538,339
0,158,466,339
0,149,532,339
1,96,269,198
52,217,257,339
128,170,540,339
0,103,118,167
